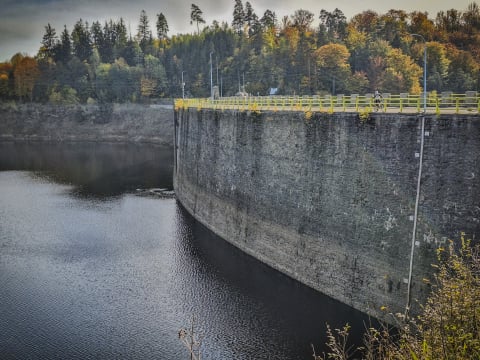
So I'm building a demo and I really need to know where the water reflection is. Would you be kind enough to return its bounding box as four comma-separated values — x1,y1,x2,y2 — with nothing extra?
0,142,371,359
173,205,369,359
0,142,173,197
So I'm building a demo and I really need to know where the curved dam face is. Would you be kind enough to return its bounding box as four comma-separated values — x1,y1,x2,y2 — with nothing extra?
173,108,480,320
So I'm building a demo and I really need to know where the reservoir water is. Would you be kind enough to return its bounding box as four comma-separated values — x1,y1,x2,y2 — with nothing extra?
0,142,369,359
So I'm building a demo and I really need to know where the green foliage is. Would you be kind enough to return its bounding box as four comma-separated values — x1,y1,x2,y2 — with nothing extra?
1,3,480,103
49,86,79,104
71,19,92,62
156,13,169,40
358,107,372,123
316,235,480,360
190,4,206,34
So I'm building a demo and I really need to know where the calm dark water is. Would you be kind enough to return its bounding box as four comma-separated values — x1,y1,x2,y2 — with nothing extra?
0,142,370,359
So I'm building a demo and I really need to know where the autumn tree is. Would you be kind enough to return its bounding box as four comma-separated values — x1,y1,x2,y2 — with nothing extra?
446,46,479,91
463,2,480,32
411,41,451,91
350,10,380,35
13,56,40,101
291,9,314,32
344,24,369,73
0,62,13,98
378,9,408,47
409,11,436,41
367,40,422,93
314,43,351,94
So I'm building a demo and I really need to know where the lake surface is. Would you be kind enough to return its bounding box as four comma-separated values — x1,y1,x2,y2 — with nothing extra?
0,142,369,359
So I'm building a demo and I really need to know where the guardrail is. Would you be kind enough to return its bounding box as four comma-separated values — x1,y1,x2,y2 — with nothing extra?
174,93,480,114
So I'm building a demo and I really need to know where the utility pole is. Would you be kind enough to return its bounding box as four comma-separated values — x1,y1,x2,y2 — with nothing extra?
210,51,214,100
216,56,219,90
238,70,241,93
181,71,185,99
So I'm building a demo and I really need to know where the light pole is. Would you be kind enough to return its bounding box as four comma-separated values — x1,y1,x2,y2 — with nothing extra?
209,51,214,101
411,33,427,113
406,33,427,318
181,71,185,99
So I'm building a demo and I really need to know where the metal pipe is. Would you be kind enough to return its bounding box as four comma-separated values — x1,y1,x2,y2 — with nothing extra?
406,33,427,317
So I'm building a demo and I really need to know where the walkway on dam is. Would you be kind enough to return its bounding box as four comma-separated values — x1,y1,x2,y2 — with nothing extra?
175,93,480,116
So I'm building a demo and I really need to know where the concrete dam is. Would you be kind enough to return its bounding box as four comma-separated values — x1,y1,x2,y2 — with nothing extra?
173,107,480,320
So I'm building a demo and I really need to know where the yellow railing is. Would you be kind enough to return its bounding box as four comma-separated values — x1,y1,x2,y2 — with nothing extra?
174,93,480,114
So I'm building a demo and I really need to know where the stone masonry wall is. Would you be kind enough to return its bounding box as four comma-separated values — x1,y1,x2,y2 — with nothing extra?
173,108,480,320
0,103,174,145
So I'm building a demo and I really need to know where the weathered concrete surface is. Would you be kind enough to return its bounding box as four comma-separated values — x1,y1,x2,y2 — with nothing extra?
173,108,480,320
0,103,173,145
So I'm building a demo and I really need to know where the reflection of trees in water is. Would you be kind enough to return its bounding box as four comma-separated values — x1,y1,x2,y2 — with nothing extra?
0,142,173,198
174,204,373,359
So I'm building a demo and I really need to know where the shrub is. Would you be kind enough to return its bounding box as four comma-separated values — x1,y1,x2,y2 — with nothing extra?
317,234,480,360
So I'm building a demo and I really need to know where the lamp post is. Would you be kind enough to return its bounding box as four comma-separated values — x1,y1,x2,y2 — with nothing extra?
209,51,214,101
406,33,427,318
181,71,185,99
411,33,427,113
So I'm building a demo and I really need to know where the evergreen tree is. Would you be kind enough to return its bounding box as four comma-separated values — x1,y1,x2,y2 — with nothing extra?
244,2,259,37
232,0,245,34
71,19,92,61
156,13,169,40
39,23,58,60
319,9,347,41
260,9,276,29
55,25,72,64
137,10,152,53
190,4,206,34
113,18,128,60
90,21,103,50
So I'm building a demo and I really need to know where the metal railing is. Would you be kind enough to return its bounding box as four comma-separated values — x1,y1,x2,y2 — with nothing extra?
175,93,480,114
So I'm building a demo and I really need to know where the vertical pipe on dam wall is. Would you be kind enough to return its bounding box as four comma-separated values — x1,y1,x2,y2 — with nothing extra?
173,108,480,320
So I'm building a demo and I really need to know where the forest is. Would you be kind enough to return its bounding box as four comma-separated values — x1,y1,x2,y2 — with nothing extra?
0,1,479,103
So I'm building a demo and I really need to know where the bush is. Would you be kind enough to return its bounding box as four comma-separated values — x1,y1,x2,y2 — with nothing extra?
317,234,480,360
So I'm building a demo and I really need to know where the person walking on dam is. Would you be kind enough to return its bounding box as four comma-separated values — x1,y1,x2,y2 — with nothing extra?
374,90,383,111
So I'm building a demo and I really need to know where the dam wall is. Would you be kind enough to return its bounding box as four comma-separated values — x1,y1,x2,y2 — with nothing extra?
173,108,480,319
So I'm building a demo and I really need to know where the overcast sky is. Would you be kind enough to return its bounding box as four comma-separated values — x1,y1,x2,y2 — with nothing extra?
0,0,475,61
